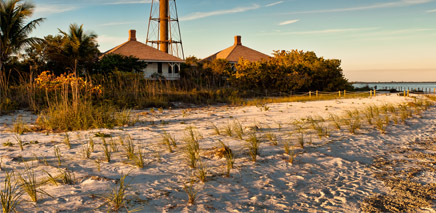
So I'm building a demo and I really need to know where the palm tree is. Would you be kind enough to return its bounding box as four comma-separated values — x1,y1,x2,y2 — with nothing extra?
59,24,98,77
0,0,44,95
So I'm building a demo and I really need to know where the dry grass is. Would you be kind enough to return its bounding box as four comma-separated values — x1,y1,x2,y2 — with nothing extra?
0,172,21,213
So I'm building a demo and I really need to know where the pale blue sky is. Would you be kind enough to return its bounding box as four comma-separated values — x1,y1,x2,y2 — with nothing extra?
30,0,436,81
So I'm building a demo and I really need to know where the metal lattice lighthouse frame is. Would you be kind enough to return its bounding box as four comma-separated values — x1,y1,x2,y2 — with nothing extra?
146,0,185,59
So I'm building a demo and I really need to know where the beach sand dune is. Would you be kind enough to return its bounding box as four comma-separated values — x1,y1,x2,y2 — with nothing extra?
1,95,435,212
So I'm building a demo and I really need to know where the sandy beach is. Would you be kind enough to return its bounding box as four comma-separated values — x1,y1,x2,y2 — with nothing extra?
1,94,435,212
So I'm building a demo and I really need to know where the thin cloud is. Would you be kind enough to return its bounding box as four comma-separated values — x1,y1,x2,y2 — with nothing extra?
105,0,151,5
279,19,299,26
287,0,432,14
280,27,378,35
427,9,436,12
181,4,261,21
34,4,78,16
266,1,284,7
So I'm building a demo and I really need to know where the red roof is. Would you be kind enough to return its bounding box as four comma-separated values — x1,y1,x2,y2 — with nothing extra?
203,36,270,63
103,30,183,62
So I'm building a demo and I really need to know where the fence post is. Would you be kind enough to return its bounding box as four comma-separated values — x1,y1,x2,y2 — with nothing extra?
370,90,372,97
338,91,341,97
316,90,319,98
344,90,346,98
373,89,376,97
407,89,410,97
403,90,406,97
309,91,312,98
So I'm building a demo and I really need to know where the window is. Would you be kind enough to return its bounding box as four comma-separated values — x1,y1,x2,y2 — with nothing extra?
157,62,162,74
168,64,172,73
174,65,179,73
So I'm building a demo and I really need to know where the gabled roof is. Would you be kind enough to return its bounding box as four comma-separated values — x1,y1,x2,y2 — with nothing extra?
103,30,183,63
203,36,270,63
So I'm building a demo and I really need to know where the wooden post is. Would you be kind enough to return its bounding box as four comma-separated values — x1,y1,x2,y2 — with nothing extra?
338,91,341,97
370,90,372,97
373,89,376,96
344,90,346,98
434,88,435,94
316,90,319,98
403,90,406,97
309,91,312,98
407,89,409,97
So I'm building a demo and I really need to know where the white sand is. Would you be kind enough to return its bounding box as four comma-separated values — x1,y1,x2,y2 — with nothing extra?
0,94,434,212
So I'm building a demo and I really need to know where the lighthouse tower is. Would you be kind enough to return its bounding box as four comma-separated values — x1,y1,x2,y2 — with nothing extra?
146,0,184,59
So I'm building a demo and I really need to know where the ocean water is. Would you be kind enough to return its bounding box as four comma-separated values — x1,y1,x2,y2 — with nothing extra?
353,82,436,92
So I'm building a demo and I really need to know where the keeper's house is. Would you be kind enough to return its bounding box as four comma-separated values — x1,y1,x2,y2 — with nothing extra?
103,30,183,80
203,35,270,70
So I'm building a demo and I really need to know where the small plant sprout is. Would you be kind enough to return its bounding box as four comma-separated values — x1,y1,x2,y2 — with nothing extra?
298,133,305,149
13,134,24,151
161,131,176,153
54,146,62,167
185,142,199,169
183,179,198,205
224,123,233,137
246,133,260,162
289,147,296,164
88,136,95,152
82,144,91,159
275,121,282,132
375,117,387,134
102,138,112,163
124,136,135,160
184,127,200,152
18,168,52,203
343,111,361,134
43,170,59,186
232,120,244,140
109,137,119,152
118,136,124,146
13,115,26,135
59,168,75,185
3,140,12,147
101,174,129,211
283,140,290,155
134,147,145,168
0,171,21,213
219,140,234,177
265,133,278,146
211,123,220,135
64,133,71,149
329,114,342,130
95,160,102,172
195,159,208,182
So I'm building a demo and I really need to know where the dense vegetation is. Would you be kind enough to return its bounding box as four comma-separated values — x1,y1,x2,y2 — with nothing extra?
0,0,353,129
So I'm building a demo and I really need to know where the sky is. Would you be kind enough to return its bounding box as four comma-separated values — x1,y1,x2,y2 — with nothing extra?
29,0,436,82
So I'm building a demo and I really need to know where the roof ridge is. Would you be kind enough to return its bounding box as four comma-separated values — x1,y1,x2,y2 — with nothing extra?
221,45,237,59
104,40,130,55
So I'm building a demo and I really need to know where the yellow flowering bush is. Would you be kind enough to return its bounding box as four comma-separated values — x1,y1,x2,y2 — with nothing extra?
35,71,102,95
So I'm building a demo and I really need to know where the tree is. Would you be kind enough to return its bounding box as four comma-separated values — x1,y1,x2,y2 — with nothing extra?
58,23,99,76
0,0,44,95
98,54,147,73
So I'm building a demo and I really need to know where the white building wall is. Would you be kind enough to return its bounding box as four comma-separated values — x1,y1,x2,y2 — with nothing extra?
143,62,181,80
